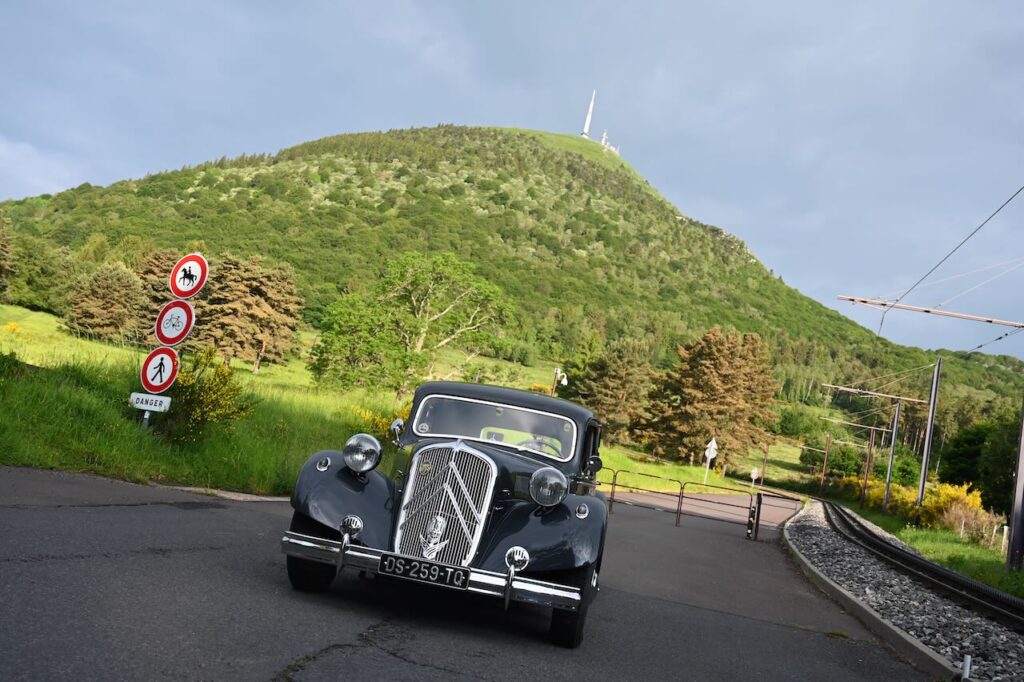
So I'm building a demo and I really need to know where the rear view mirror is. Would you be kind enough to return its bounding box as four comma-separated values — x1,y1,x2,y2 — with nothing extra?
586,456,603,474
390,418,405,446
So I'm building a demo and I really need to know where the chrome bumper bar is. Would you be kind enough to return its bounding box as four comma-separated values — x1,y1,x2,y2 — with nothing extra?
281,531,581,611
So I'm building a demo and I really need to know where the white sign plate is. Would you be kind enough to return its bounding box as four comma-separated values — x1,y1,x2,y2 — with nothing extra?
130,392,172,413
704,438,718,460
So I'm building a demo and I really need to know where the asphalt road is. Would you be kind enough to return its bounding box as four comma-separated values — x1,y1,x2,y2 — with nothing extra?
0,467,924,681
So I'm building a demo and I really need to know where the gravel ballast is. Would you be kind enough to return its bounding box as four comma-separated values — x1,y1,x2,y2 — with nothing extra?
787,502,1024,681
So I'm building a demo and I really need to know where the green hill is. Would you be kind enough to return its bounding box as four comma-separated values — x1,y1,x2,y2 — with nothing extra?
2,125,1022,404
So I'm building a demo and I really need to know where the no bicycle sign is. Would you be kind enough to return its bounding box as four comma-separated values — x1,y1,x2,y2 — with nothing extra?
154,299,195,346
140,347,180,394
169,253,208,299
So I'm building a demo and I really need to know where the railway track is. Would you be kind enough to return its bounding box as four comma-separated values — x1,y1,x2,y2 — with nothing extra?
821,500,1024,633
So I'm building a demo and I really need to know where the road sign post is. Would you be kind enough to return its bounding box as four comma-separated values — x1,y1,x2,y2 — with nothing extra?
703,438,718,485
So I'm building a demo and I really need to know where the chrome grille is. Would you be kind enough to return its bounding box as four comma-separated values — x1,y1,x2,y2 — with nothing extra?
394,443,497,567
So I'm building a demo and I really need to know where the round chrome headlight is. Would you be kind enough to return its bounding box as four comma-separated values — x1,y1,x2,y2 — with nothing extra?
529,467,568,507
342,433,382,473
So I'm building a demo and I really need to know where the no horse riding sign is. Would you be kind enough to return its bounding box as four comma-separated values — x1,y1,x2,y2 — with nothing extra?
169,253,208,299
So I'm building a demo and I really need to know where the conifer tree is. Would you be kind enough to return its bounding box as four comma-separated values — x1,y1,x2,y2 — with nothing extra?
637,327,778,468
65,262,146,341
194,254,302,372
561,337,652,444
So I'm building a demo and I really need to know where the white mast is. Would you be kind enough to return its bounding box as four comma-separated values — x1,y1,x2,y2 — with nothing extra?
581,90,596,139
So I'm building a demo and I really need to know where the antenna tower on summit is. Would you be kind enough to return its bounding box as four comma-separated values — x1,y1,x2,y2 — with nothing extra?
581,90,596,139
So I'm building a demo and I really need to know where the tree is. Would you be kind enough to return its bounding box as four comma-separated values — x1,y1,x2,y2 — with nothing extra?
938,421,993,486
309,294,419,390
636,327,778,468
0,211,13,298
310,252,510,393
561,338,652,444
193,254,302,372
378,252,509,357
5,234,76,314
977,413,1021,516
65,263,146,341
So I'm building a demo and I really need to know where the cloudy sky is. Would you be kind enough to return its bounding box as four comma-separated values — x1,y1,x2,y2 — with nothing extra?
3,1,1022,357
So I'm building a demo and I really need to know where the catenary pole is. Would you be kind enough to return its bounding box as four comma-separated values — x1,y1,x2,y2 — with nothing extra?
1009,396,1024,570
883,399,902,513
860,429,876,507
916,358,943,506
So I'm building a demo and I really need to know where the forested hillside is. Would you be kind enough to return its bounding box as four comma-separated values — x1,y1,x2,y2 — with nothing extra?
2,125,1022,406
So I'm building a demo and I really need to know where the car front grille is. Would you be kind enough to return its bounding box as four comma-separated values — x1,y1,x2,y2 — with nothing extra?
394,443,497,567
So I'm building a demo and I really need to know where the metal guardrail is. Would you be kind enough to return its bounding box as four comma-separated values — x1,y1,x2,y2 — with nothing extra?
606,469,765,537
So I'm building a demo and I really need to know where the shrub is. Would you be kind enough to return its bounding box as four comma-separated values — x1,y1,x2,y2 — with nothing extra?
940,500,1005,544
161,348,254,443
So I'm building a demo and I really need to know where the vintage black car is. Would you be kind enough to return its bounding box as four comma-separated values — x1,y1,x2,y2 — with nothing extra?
280,381,607,647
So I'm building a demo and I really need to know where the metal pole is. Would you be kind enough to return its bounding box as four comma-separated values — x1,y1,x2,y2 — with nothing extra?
819,433,832,496
759,446,769,487
753,492,763,541
142,410,151,429
860,429,875,507
1008,396,1024,570
917,358,942,506
883,400,902,513
608,470,618,514
675,486,683,527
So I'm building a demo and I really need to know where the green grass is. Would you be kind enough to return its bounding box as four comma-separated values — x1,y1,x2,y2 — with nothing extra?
597,444,751,494
851,505,1024,598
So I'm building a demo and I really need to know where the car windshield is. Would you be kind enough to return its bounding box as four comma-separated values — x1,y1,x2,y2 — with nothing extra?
411,394,577,462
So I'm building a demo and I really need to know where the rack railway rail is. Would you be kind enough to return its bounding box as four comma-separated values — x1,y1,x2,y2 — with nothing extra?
821,500,1024,633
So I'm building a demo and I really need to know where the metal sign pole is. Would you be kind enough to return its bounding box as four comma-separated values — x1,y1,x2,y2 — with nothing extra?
916,358,943,506
883,399,901,513
1008,396,1024,570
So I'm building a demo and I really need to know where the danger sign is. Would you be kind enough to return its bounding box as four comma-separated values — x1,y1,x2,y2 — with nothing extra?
140,347,180,394
169,253,208,299
154,300,195,346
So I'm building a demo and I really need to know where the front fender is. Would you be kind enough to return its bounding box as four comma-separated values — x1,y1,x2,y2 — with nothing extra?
290,450,398,549
474,492,608,574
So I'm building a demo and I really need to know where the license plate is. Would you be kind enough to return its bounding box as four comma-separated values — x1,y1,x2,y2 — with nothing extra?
378,553,470,590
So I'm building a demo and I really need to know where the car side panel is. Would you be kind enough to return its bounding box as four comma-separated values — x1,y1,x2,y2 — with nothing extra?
290,450,398,549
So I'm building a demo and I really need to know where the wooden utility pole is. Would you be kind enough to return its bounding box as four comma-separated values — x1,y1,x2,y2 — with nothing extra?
818,434,831,495
860,430,876,507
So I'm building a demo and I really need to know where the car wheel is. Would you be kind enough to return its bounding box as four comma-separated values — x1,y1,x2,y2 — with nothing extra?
286,512,337,592
548,563,596,648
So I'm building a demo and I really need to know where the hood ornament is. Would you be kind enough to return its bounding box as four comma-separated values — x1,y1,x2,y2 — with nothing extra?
420,514,449,560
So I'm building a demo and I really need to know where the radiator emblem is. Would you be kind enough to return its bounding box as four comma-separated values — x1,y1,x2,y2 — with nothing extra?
420,515,449,560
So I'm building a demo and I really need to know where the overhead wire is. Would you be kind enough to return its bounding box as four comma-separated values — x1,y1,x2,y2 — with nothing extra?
845,363,936,389
878,182,1024,334
963,327,1024,355
876,255,1024,300
935,259,1024,308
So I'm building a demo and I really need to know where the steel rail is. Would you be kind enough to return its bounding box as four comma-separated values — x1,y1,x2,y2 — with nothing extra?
821,501,1024,632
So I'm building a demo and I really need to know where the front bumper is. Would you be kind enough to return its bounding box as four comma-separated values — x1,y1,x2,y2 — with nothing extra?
281,531,581,612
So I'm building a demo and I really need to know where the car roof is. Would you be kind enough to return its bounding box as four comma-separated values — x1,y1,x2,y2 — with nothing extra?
411,381,595,426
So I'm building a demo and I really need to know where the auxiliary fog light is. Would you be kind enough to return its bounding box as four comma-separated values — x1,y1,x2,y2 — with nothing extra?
505,546,530,571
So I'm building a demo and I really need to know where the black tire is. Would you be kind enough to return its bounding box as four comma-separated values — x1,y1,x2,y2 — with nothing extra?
549,563,597,648
286,512,337,593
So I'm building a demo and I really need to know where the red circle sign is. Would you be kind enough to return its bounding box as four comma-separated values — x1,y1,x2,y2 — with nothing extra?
154,300,195,346
140,347,180,394
169,253,209,299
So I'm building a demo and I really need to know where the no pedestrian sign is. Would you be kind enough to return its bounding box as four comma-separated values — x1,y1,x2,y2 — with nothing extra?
169,253,209,299
140,347,180,394
154,299,195,346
